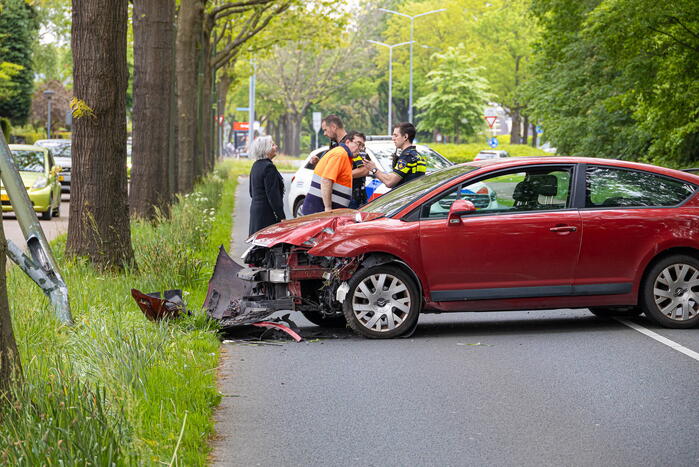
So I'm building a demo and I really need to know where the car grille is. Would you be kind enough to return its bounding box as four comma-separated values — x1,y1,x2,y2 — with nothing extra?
463,193,491,209
61,167,71,173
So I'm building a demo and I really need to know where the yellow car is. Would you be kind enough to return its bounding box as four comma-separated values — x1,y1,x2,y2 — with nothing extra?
2,144,62,220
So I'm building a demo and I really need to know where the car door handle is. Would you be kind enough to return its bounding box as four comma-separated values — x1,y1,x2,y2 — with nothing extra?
549,225,577,233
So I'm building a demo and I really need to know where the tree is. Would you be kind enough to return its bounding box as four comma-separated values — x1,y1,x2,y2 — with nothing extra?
30,80,71,131
0,132,21,394
415,44,490,142
67,0,134,269
130,0,175,219
0,0,38,125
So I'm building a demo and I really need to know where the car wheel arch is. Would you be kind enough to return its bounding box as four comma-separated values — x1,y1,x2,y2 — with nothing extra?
355,252,425,303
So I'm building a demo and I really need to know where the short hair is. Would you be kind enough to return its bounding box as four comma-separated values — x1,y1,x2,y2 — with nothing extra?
345,131,366,142
250,135,274,160
394,122,416,143
322,114,344,129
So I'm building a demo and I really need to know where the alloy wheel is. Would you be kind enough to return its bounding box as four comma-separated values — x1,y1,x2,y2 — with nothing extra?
351,273,411,333
653,263,699,322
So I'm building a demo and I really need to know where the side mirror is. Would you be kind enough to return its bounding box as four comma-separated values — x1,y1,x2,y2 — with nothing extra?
447,199,476,225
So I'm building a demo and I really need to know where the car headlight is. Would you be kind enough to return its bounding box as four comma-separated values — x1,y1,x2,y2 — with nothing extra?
32,177,48,189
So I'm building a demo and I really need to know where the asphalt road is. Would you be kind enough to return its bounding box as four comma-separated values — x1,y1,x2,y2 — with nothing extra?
213,174,699,467
2,193,70,248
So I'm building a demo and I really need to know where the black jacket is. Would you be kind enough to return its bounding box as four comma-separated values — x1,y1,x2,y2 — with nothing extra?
249,158,286,235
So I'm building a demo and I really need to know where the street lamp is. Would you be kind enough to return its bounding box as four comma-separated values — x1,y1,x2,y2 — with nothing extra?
43,89,55,139
379,8,446,123
368,39,414,135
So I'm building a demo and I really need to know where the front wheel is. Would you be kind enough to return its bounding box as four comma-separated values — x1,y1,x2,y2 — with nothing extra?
641,254,699,328
343,265,420,338
40,195,52,221
293,196,305,218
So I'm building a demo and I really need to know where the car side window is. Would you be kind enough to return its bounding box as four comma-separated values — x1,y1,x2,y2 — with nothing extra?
586,166,696,208
421,168,573,219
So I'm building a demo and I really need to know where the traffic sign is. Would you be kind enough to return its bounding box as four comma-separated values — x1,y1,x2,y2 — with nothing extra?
485,115,497,129
488,137,499,148
536,125,543,134
312,112,322,133
233,121,249,131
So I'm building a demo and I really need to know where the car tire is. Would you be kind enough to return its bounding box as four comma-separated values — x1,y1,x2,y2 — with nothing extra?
52,200,60,217
343,265,420,339
41,196,52,221
293,196,305,218
641,254,699,328
300,310,347,328
588,306,642,318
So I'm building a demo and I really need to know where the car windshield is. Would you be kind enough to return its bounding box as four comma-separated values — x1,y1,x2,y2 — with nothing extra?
11,150,46,172
54,145,71,158
369,144,452,172
359,165,477,217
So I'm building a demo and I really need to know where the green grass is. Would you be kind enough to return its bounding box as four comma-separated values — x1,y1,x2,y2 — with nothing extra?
431,139,550,164
0,159,252,465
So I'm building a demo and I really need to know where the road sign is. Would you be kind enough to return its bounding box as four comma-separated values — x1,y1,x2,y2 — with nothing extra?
488,137,499,148
485,115,497,129
312,112,322,133
236,107,249,112
536,125,543,134
233,121,249,131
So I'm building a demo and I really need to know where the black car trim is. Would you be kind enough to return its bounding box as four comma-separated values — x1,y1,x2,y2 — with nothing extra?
431,282,632,302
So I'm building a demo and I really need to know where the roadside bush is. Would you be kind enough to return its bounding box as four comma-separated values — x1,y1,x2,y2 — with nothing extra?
11,126,44,144
0,117,10,140
432,140,550,163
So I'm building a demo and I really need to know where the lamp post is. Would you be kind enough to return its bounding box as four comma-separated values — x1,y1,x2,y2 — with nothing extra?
379,8,446,123
43,89,55,139
368,40,413,135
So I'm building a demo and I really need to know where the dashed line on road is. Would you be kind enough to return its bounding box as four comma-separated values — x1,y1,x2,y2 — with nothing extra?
616,318,699,362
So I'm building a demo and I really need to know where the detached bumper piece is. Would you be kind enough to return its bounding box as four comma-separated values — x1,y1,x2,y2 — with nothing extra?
204,246,295,328
132,289,186,321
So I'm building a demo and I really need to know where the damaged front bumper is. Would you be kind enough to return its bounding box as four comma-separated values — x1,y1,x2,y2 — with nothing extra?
203,245,358,328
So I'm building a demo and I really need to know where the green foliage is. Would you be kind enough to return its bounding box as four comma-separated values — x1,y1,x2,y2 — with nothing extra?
415,43,491,141
0,115,10,139
432,141,550,163
526,0,699,167
0,0,38,125
0,162,253,465
10,125,43,143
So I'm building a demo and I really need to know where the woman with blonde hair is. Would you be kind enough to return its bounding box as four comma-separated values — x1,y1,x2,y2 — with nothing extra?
248,136,286,235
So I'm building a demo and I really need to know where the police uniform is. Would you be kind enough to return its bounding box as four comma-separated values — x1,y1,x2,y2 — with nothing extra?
349,151,367,208
392,145,426,186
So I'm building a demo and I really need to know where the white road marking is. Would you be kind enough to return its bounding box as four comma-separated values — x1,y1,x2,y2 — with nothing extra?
616,318,699,362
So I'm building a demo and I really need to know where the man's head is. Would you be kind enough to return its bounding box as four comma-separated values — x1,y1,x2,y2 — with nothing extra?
322,115,344,142
392,122,416,149
344,130,366,155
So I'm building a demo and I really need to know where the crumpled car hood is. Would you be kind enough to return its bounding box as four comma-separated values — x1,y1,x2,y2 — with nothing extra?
248,209,384,248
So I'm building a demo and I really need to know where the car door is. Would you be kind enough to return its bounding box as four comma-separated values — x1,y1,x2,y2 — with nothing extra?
575,165,698,293
418,165,582,302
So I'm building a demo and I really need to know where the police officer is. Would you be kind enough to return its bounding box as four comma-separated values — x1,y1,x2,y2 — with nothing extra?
364,122,426,189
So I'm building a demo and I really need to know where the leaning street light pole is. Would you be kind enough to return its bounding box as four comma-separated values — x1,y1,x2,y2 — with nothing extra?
379,8,446,123
368,40,414,135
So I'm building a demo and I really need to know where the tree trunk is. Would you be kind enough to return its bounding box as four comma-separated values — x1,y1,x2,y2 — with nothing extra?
68,0,134,269
0,215,21,394
175,0,203,193
285,113,302,157
531,124,538,147
510,107,522,145
130,0,174,219
522,115,529,146
273,116,281,147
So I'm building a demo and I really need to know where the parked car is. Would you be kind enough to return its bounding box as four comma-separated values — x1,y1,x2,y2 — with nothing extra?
287,138,497,217
3,145,62,220
229,156,699,338
474,150,510,161
35,139,71,192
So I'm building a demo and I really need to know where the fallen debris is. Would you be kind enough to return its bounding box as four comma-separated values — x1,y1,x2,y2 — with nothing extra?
132,288,186,321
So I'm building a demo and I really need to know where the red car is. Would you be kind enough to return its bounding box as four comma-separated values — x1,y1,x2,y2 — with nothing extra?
219,157,699,338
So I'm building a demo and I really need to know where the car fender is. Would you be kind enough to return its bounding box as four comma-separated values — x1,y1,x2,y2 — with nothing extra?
635,236,699,291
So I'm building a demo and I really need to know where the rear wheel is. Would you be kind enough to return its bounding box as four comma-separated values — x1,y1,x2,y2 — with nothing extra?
52,199,60,217
343,265,420,338
641,254,699,328
300,310,346,328
293,196,305,218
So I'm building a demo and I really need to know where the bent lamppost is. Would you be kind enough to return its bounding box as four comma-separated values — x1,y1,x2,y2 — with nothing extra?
0,131,72,324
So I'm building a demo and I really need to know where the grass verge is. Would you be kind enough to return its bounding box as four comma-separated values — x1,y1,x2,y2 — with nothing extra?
0,159,251,466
